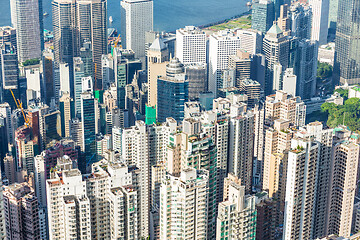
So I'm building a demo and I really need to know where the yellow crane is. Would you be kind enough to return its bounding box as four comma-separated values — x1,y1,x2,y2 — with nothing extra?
114,34,121,48
9,89,29,125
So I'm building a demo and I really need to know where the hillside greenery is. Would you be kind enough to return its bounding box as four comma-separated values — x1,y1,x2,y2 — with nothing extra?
321,95,360,131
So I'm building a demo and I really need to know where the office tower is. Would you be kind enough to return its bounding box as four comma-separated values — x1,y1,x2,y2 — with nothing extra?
289,3,312,40
228,50,252,87
328,0,338,36
160,168,209,239
185,63,207,100
147,37,169,107
251,53,266,89
236,29,262,55
42,50,55,105
0,103,13,144
282,68,297,96
59,93,75,137
0,27,17,53
262,24,290,95
52,0,107,90
120,0,153,58
0,43,19,109
3,182,40,240
209,30,241,95
120,121,150,238
239,78,261,108
101,54,114,89
277,4,290,34
293,39,318,99
78,0,107,89
333,0,360,85
283,137,320,240
157,58,188,122
309,0,329,45
113,48,142,109
228,110,255,194
252,0,275,33
216,174,257,240
81,92,97,166
52,0,74,66
327,140,359,238
0,176,5,239
145,31,176,62
14,126,36,173
10,0,42,63
176,26,207,64
73,57,85,117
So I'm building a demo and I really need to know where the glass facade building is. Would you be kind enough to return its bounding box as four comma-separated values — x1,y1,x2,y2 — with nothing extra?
334,0,360,85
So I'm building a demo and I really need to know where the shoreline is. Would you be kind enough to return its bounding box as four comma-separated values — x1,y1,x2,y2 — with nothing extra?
198,10,251,29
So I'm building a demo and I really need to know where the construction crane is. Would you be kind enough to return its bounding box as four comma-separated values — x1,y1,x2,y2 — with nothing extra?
9,89,29,125
114,34,120,48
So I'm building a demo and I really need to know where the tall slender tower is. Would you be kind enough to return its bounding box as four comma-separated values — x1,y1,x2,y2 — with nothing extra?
309,0,329,45
10,0,42,63
333,0,360,85
120,0,153,59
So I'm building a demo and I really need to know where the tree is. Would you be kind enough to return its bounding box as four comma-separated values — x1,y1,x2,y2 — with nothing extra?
22,58,40,66
317,62,333,80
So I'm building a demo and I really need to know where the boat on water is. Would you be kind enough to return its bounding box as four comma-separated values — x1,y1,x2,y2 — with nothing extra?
43,12,49,17
246,2,252,6
109,16,113,23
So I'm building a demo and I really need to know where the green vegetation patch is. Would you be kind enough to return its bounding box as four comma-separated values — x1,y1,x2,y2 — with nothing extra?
23,58,40,66
321,95,360,131
208,15,251,31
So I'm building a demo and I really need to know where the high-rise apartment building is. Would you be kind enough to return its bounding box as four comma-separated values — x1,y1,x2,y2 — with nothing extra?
176,26,207,64
160,168,209,239
309,0,329,45
120,0,153,58
209,30,241,95
3,182,40,240
327,139,359,238
59,93,74,137
228,109,255,194
251,0,275,33
216,174,257,240
283,137,320,240
10,0,42,63
333,0,360,84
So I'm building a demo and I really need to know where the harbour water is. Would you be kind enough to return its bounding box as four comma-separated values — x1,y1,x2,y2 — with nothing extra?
0,0,248,32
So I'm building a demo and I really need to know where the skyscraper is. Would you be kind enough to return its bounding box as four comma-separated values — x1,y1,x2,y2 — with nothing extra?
120,0,153,58
309,0,330,45
209,30,241,95
251,0,275,34
283,137,320,240
157,58,188,122
293,39,318,99
176,26,207,64
3,182,40,240
262,24,290,95
333,0,360,84
147,37,169,107
10,0,42,63
52,0,107,91
160,168,209,239
81,92,97,166
289,3,312,40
